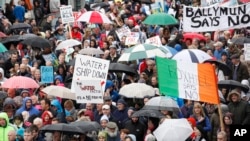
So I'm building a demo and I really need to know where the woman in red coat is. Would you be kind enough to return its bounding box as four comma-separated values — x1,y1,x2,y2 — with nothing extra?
71,26,82,41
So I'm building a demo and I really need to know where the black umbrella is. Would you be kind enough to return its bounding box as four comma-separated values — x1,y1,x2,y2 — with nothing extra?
40,123,83,134
231,37,250,45
131,109,164,118
70,121,101,132
22,37,51,49
203,59,232,76
10,23,31,30
1,35,21,44
18,33,37,40
218,80,249,93
109,63,137,75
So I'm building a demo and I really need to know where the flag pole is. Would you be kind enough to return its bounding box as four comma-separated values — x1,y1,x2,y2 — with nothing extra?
217,102,225,131
68,23,72,39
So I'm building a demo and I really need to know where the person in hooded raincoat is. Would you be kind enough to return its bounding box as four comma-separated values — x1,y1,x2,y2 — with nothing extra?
0,112,15,141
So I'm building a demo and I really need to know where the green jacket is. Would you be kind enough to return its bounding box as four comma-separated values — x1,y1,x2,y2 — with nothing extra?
0,112,14,141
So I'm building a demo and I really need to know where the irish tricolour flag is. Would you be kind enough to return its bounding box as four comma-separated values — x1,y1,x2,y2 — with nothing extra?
156,57,219,104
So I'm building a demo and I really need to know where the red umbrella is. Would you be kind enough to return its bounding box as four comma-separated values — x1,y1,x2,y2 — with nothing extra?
77,11,112,24
183,33,206,41
0,32,7,38
2,76,39,89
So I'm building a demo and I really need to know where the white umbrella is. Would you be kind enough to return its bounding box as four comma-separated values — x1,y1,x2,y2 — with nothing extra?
119,83,155,98
153,119,193,141
42,85,76,100
56,39,82,50
77,11,112,24
79,48,104,55
143,96,180,112
172,49,212,63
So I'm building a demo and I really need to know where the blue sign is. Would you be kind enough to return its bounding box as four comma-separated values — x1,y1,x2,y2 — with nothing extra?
41,66,54,83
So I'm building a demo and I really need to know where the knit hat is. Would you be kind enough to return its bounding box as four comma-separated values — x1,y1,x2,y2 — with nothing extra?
117,99,127,106
127,134,136,141
106,122,117,129
98,131,107,138
100,115,109,122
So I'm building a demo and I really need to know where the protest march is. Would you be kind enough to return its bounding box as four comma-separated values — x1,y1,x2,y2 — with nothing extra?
0,0,250,141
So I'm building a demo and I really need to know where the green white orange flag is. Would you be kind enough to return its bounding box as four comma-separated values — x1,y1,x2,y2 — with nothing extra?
156,57,219,104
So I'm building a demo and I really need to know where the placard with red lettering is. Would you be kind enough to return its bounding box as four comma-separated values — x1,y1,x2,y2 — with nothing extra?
125,32,140,45
71,54,110,93
145,35,162,46
74,80,103,103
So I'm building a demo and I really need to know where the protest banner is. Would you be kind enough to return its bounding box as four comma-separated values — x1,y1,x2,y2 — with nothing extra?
74,80,103,103
60,5,74,24
145,35,162,46
71,54,110,94
125,32,140,45
244,44,250,61
183,3,250,32
116,26,131,41
156,57,219,104
41,66,53,83
73,11,82,28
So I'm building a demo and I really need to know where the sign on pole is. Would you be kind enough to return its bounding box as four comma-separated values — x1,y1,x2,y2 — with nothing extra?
244,44,250,61
60,5,74,24
74,80,103,103
145,35,162,46
41,66,54,83
71,54,110,94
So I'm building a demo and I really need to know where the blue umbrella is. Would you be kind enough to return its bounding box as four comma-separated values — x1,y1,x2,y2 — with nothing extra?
159,46,178,58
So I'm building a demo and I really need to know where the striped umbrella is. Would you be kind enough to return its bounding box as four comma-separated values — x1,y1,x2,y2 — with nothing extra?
77,11,112,24
118,44,166,62
172,49,212,63
159,46,178,58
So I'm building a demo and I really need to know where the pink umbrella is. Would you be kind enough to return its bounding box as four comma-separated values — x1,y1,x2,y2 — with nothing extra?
77,11,112,24
2,76,39,89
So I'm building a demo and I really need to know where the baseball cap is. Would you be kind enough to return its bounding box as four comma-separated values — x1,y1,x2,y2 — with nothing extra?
102,104,110,110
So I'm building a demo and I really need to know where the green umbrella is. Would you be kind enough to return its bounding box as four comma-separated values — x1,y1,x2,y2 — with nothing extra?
143,13,178,25
0,43,8,53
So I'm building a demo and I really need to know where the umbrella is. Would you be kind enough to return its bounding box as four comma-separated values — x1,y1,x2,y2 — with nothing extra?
153,118,193,141
131,109,164,118
231,37,250,45
55,39,82,50
172,49,212,63
0,32,7,38
143,96,180,112
119,83,155,98
143,13,178,26
218,80,249,93
18,33,37,40
10,23,31,30
203,59,232,75
42,85,76,100
183,33,206,41
77,11,112,24
109,63,137,75
70,121,101,132
0,43,8,53
1,35,21,44
159,46,178,58
2,76,39,89
118,44,166,62
40,123,83,134
22,37,51,49
79,48,104,55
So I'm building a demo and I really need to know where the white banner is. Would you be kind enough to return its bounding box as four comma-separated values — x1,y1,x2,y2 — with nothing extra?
244,44,250,61
183,3,250,32
125,32,140,45
74,80,103,104
60,5,74,24
71,54,110,93
116,26,131,41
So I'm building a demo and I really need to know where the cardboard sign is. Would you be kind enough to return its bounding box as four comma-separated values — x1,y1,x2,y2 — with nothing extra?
183,3,250,32
244,44,250,61
145,35,162,46
41,66,54,83
71,54,110,93
60,5,74,24
116,26,131,41
74,80,103,103
125,32,140,45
